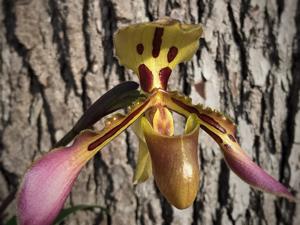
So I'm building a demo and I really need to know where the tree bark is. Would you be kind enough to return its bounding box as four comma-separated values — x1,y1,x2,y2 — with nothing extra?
1,0,300,224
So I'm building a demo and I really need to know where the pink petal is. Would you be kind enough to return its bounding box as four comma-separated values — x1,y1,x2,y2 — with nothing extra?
223,146,294,200
17,130,99,225
17,95,152,225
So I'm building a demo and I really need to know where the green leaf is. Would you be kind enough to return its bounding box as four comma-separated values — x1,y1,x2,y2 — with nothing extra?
4,216,17,225
54,81,143,147
4,205,106,225
53,204,106,224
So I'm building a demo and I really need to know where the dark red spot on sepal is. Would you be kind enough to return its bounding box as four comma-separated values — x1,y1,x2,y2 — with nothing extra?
159,67,172,90
138,64,153,92
167,46,178,62
136,43,144,55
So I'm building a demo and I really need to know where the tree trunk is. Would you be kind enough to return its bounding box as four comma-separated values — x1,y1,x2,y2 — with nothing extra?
1,0,299,224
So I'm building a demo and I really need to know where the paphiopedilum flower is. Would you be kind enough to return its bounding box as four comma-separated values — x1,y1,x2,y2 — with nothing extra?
17,18,295,225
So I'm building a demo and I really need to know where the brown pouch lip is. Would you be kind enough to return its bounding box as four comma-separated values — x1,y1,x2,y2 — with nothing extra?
142,115,200,209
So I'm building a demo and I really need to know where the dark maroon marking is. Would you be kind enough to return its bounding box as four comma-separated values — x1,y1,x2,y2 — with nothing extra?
234,129,238,140
88,99,150,151
159,67,172,90
136,43,144,55
200,125,223,144
223,144,233,152
138,64,153,92
171,97,199,115
198,114,227,134
167,46,178,63
152,27,164,58
228,134,236,142
171,97,227,134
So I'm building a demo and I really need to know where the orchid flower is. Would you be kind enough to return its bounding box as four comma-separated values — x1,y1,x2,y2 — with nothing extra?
17,18,294,225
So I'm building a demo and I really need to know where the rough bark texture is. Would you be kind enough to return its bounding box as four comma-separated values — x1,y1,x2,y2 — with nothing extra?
1,0,300,224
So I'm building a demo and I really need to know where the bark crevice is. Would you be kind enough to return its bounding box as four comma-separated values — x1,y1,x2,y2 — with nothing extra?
275,1,300,225
48,0,79,101
3,0,57,145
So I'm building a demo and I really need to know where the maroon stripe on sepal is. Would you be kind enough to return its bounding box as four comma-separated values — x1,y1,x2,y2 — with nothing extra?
228,134,236,143
171,97,227,134
152,27,164,58
88,99,150,151
197,114,226,134
200,125,223,144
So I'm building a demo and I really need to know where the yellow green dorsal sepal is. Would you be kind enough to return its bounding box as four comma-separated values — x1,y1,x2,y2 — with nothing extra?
114,17,203,92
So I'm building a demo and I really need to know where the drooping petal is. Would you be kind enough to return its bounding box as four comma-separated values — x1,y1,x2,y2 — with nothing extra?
167,92,295,200
142,114,201,209
17,96,153,225
221,144,294,200
17,130,99,225
114,18,202,92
